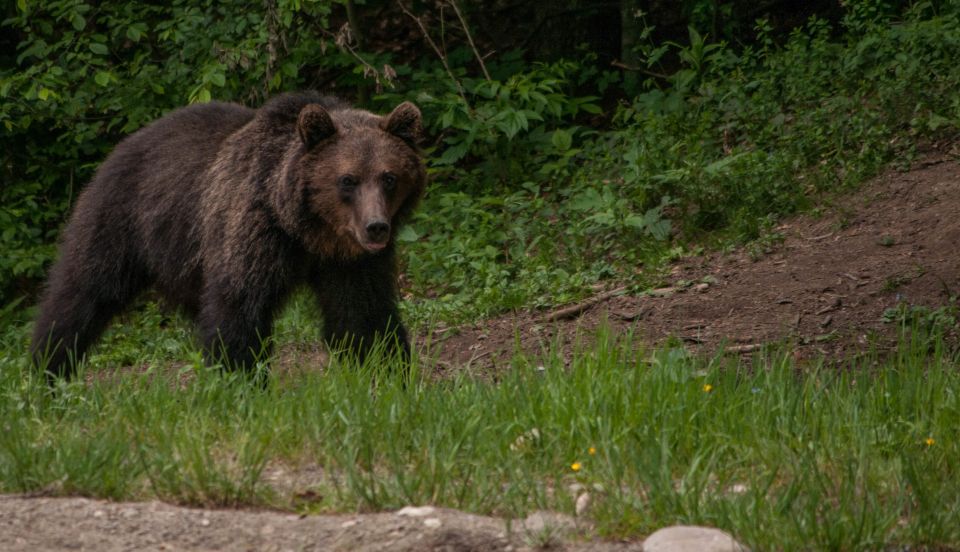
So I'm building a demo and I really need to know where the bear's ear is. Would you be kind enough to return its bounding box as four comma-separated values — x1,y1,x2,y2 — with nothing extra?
382,101,422,145
298,104,337,149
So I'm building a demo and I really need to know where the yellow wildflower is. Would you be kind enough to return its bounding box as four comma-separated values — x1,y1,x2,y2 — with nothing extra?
703,384,713,393
571,461,582,472
925,437,935,447
588,447,596,456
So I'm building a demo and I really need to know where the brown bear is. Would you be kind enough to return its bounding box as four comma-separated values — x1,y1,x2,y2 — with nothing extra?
30,92,425,382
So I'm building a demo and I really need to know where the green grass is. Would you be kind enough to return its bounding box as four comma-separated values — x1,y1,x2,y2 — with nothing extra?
1,316,959,550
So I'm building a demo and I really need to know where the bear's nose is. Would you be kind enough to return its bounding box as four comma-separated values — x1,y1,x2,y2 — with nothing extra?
366,221,390,243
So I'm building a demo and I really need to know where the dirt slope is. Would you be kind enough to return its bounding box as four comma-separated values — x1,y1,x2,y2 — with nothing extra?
432,154,960,369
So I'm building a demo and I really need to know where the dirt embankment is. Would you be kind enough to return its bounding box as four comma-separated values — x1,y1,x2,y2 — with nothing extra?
432,154,960,369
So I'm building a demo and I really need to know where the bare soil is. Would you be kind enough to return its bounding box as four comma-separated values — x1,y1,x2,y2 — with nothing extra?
431,154,960,371
0,496,637,551
10,154,960,550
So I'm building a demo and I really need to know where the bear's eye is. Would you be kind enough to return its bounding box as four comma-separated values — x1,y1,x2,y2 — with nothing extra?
382,172,397,192
337,175,357,192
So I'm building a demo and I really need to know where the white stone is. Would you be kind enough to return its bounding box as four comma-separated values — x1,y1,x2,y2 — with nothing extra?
397,506,436,517
727,483,749,495
574,493,592,517
643,525,747,552
423,518,442,528
340,519,360,528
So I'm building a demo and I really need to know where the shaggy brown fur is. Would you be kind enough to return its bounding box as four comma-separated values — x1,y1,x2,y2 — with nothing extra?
31,92,425,381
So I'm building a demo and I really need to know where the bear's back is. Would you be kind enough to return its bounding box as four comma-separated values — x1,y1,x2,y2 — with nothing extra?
86,102,257,308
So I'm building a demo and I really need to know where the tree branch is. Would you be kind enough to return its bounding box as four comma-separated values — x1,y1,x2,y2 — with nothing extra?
397,0,469,107
448,0,491,82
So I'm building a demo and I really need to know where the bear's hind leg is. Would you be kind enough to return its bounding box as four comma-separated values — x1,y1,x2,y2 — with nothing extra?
30,256,148,383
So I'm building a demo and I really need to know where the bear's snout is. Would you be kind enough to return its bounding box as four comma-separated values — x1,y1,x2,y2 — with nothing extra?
366,220,390,245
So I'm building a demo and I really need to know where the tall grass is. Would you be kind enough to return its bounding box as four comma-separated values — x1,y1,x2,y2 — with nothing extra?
1,326,958,549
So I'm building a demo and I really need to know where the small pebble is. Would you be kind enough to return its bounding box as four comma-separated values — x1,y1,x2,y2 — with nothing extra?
575,493,592,516
397,506,436,517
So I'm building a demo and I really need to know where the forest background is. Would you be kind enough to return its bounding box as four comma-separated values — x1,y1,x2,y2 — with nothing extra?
3,0,960,325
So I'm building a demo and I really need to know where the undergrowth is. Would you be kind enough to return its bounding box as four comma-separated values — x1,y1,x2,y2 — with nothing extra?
4,4,960,321
393,4,960,323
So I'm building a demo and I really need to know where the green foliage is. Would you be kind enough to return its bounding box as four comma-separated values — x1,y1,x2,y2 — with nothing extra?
401,59,600,180
3,1,960,323
0,0,344,299
396,3,960,322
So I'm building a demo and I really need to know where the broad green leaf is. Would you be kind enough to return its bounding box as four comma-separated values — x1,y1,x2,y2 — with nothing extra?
551,129,572,151
89,43,109,55
94,71,111,87
703,152,749,177
396,226,420,243
579,103,603,114
624,214,647,229
569,188,604,211
71,14,86,31
437,141,470,165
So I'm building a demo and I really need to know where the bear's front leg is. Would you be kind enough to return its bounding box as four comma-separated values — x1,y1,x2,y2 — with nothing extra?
198,275,288,374
311,252,410,364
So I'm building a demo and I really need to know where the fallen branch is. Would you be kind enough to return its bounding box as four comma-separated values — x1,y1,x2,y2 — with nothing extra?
542,286,627,322
725,343,762,354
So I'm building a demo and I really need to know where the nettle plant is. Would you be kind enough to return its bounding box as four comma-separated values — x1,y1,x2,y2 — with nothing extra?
394,59,601,189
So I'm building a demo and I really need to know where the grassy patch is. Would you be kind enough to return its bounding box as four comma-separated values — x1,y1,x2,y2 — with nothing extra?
1,325,959,549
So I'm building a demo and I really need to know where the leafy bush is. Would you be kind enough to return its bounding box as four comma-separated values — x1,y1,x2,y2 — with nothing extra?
3,1,960,324
398,3,960,322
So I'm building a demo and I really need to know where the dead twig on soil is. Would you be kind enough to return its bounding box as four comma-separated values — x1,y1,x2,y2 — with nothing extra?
542,286,628,322
725,343,762,354
612,308,646,321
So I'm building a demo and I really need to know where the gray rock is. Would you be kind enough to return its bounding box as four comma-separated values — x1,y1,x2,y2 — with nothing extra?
522,510,577,535
643,525,747,552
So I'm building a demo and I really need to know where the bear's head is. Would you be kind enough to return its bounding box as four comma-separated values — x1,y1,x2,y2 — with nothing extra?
290,101,425,259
